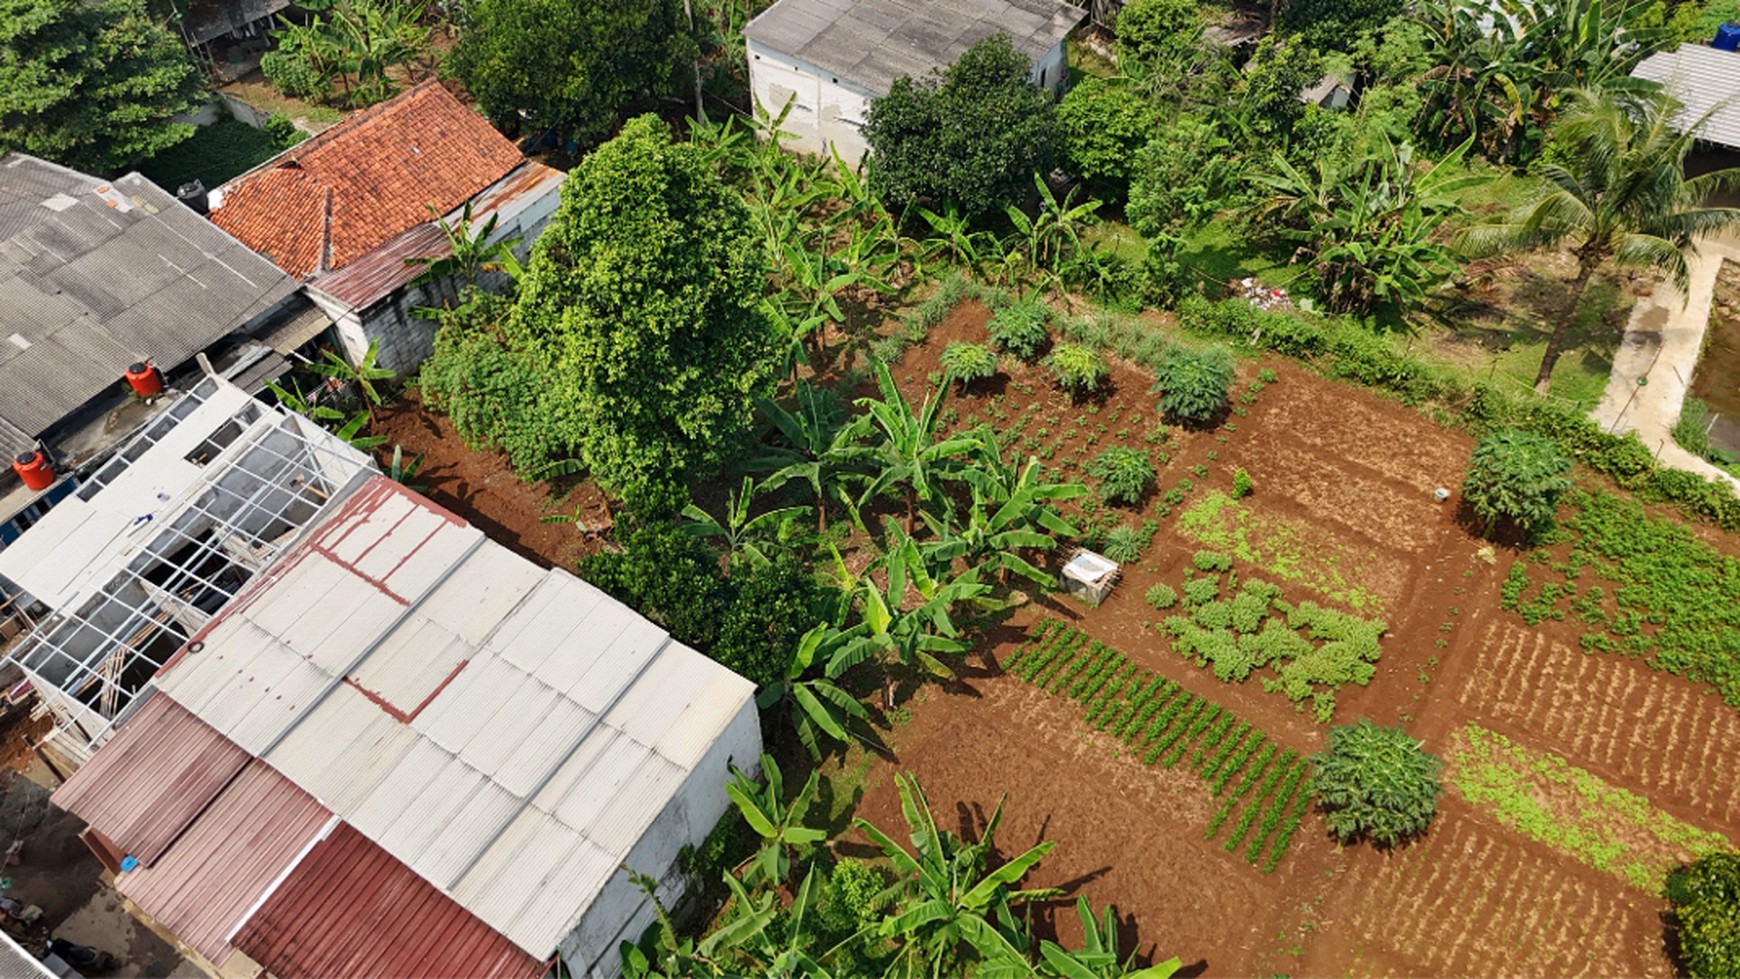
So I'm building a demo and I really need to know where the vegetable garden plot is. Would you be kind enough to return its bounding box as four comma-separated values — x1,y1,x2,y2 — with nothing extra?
1006,618,1315,872
1457,620,1740,827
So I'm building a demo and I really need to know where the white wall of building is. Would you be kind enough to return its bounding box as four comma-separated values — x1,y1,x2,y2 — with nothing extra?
746,36,1071,163
561,695,764,978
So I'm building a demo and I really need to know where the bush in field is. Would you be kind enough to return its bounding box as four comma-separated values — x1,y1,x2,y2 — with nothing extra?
1182,576,1219,606
986,300,1051,361
1463,428,1574,537
940,341,998,387
1102,524,1148,563
1046,342,1109,399
1152,346,1235,426
1145,583,1178,610
1232,467,1253,498
1312,719,1442,847
1086,447,1155,505
1193,549,1232,572
1667,850,1740,978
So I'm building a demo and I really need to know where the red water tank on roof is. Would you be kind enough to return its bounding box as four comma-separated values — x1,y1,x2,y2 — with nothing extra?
124,362,162,398
12,451,54,492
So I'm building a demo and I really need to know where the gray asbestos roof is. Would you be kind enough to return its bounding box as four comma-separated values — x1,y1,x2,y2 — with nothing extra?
744,0,1086,95
1633,44,1740,150
0,154,295,442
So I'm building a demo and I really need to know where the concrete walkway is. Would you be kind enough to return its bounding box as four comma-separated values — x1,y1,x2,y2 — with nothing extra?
1589,235,1740,493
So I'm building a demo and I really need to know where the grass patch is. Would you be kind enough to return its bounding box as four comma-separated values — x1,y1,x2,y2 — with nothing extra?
1066,38,1119,82
219,75,346,125
1080,221,1147,265
1175,221,1292,292
1449,723,1733,891
1177,491,1388,614
136,117,283,191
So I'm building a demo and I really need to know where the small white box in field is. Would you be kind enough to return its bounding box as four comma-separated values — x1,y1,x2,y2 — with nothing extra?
1062,549,1120,606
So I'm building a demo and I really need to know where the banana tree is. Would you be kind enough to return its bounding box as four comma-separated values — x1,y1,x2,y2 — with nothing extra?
855,773,1061,978
266,377,383,451
918,204,997,279
680,476,811,570
918,467,1083,589
756,623,873,758
824,530,992,687
1003,173,1103,278
727,753,828,889
307,337,394,424
1036,899,1181,979
702,866,840,979
856,362,982,532
752,381,873,531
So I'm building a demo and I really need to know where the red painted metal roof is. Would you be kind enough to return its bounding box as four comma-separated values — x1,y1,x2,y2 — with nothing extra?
114,759,331,967
50,695,249,865
232,822,546,979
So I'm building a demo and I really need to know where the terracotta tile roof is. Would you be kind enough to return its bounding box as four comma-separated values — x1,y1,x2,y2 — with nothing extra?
210,81,523,280
50,695,249,865
113,759,332,967
233,822,546,979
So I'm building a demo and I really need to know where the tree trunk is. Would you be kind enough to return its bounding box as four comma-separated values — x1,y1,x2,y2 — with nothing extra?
905,487,916,533
1534,261,1597,395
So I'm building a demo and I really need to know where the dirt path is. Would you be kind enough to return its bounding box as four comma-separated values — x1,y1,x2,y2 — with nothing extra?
1590,234,1740,492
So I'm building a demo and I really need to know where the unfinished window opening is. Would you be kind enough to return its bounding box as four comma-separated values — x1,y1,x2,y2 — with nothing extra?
185,402,264,466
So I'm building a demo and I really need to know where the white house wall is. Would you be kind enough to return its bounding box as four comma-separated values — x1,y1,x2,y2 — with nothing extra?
1031,38,1068,94
562,694,763,978
747,38,876,162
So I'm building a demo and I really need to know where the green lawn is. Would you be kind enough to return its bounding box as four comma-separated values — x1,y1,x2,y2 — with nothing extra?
136,117,284,192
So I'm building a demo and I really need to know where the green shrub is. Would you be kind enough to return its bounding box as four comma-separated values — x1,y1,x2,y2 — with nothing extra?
1666,850,1740,978
1312,719,1443,847
1047,342,1110,399
1463,428,1574,537
1145,583,1179,609
987,299,1050,361
1232,467,1253,498
1102,524,1148,563
1085,446,1156,505
940,341,999,386
263,112,306,149
1193,549,1232,572
1183,576,1219,606
1152,345,1235,426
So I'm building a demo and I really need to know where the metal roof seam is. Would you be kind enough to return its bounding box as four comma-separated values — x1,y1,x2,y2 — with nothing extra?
253,532,486,760
220,812,341,947
441,634,674,891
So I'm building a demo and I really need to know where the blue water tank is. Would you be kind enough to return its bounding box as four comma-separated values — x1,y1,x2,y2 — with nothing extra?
1714,21,1740,51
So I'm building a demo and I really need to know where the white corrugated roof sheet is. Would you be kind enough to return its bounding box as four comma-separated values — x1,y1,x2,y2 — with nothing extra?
154,475,758,958
1632,44,1740,150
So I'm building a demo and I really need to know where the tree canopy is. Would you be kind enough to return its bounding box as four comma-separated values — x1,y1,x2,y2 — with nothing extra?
862,35,1060,221
1462,428,1574,537
1312,719,1443,847
421,114,780,500
447,0,693,145
0,0,201,175
1667,850,1740,978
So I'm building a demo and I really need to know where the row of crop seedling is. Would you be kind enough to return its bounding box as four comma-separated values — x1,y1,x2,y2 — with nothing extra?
1007,618,1316,873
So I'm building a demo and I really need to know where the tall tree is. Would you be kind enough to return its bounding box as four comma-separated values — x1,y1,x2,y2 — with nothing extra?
448,0,694,146
1459,88,1740,393
514,113,780,498
862,35,1061,221
0,0,201,175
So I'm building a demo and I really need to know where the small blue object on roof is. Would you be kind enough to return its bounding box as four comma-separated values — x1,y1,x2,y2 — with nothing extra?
118,855,138,873
1714,22,1740,51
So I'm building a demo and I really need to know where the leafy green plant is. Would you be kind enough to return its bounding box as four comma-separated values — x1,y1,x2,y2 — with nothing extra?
1102,524,1148,564
1152,346,1235,426
1046,342,1111,399
1667,851,1740,978
1085,446,1156,506
1145,583,1178,610
1231,468,1253,498
1313,720,1443,847
1463,428,1574,537
939,341,1000,388
725,753,827,888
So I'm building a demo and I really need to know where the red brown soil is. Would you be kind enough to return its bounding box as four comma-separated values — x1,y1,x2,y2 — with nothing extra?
371,392,609,571
834,301,1698,977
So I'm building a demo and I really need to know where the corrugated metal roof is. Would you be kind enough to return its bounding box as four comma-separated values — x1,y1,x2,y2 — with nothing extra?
744,0,1085,94
154,475,761,958
113,760,331,967
233,822,546,979
1632,44,1740,150
0,930,55,978
0,154,296,440
49,694,250,865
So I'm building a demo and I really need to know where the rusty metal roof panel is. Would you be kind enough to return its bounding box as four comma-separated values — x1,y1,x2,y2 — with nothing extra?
50,695,250,865
113,760,331,967
232,822,545,979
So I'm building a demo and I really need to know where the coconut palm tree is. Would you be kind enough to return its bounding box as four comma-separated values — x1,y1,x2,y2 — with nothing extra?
1459,88,1740,393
